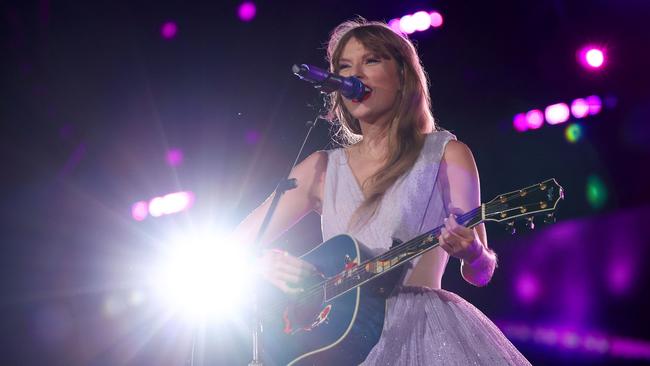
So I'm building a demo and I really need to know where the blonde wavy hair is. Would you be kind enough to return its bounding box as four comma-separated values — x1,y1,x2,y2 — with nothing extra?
326,18,437,228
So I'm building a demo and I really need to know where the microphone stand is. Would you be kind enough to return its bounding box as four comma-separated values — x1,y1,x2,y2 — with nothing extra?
248,92,327,366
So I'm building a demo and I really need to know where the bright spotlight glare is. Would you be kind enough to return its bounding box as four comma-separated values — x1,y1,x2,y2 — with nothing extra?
152,235,255,322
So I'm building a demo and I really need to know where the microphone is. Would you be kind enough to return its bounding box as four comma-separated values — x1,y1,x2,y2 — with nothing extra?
292,64,372,101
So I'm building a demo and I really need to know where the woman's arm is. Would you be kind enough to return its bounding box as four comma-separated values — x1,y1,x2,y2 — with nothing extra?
232,150,328,247
438,140,497,287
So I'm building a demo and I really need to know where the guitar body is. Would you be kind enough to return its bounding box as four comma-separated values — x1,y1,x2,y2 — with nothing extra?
259,179,564,365
261,234,404,365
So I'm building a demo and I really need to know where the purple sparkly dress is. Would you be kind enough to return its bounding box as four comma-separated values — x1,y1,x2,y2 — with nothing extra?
321,131,531,365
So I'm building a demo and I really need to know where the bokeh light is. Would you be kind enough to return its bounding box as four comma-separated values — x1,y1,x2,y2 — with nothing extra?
545,103,570,125
131,201,149,221
411,11,431,31
586,95,603,115
571,98,590,119
564,123,583,143
578,45,606,70
526,109,544,129
430,11,444,28
160,21,178,39
166,148,184,167
515,272,541,303
586,175,608,209
238,2,256,22
399,15,416,34
513,113,528,132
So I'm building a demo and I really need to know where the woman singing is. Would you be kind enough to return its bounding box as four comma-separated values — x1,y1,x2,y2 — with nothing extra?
234,18,531,365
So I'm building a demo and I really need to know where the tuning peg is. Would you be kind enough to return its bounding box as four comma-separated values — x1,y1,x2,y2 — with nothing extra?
506,221,516,235
526,217,535,230
544,213,556,224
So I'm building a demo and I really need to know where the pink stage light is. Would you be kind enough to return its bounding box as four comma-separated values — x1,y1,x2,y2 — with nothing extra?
513,113,528,132
166,148,183,167
578,45,606,70
145,191,195,219
545,103,570,125
238,2,256,22
571,98,590,118
131,201,149,221
586,95,602,115
160,21,178,40
411,11,431,31
525,109,544,130
430,11,443,28
388,18,402,34
399,15,417,34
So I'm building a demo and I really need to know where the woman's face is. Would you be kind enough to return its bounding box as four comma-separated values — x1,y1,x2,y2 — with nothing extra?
337,37,401,128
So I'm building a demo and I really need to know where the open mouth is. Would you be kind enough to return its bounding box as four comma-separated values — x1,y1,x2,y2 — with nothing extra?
351,89,372,103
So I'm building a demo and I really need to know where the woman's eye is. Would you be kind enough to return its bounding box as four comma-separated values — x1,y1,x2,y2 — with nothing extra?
366,58,379,64
339,64,350,70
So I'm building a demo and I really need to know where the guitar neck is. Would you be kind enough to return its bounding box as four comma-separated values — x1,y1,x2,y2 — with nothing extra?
323,205,484,301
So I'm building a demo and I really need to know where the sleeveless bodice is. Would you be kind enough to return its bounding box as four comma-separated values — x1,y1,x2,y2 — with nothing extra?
321,131,456,283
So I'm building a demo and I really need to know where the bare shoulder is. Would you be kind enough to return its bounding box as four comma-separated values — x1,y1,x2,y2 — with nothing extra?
290,150,329,211
441,140,476,169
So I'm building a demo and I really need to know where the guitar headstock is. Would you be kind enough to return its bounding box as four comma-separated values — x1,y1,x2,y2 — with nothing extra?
483,178,564,228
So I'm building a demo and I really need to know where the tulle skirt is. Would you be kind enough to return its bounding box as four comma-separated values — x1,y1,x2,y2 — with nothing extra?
360,287,531,366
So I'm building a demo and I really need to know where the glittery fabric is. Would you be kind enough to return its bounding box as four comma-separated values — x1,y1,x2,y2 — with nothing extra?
360,287,531,365
321,131,531,365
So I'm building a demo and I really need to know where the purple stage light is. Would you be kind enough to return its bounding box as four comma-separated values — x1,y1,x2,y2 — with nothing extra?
131,201,149,221
238,2,256,22
525,109,544,129
399,15,417,34
515,272,540,303
545,103,570,125
148,196,165,217
611,338,650,360
608,257,634,295
571,98,590,119
160,21,178,40
166,148,184,167
430,11,443,28
412,11,431,31
585,95,602,115
513,113,528,132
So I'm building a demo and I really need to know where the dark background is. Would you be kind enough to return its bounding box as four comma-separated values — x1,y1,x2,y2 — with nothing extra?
1,1,649,365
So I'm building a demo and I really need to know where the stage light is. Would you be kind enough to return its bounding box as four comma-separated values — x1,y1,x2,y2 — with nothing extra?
160,21,178,40
525,109,544,130
586,95,602,115
545,103,570,125
586,175,608,210
564,123,583,143
515,272,540,303
151,234,255,322
578,45,606,70
166,148,183,167
388,18,402,34
238,2,256,22
133,191,194,221
608,256,634,295
131,201,149,221
399,15,417,34
430,11,443,28
571,98,590,118
411,11,431,31
513,113,528,132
